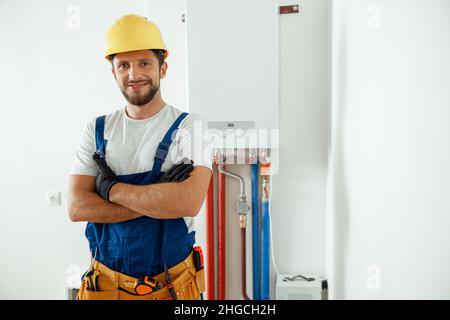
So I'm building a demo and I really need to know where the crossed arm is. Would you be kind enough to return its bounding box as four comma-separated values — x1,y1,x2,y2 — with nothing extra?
67,166,212,223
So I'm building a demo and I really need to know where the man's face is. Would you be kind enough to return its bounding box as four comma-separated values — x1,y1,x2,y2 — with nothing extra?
112,50,167,106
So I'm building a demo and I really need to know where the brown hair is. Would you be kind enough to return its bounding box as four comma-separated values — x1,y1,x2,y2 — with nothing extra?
109,49,165,69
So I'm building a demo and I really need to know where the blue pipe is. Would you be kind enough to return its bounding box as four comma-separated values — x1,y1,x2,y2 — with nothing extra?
261,180,270,300
251,163,260,300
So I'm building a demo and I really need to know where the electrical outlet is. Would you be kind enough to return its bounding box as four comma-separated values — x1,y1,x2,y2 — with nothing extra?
47,191,61,206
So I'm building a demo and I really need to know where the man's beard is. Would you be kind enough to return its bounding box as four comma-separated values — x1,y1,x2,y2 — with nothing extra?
120,78,160,106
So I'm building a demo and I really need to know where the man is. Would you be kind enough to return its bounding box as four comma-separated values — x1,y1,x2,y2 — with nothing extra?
67,14,211,300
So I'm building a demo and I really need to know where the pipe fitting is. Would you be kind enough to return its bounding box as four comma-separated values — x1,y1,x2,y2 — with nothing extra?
239,214,247,228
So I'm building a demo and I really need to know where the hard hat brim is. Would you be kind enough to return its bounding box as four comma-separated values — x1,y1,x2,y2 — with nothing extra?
105,46,169,61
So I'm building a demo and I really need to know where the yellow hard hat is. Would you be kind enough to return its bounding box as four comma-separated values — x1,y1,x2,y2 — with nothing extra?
104,14,168,60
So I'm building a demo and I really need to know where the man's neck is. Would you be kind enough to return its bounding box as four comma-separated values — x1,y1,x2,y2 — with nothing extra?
125,95,166,120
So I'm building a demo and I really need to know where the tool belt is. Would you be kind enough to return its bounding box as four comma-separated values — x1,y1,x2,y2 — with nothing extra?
77,250,205,300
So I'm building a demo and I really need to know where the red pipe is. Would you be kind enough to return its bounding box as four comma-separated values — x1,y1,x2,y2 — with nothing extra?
218,170,226,300
206,174,215,300
241,227,250,300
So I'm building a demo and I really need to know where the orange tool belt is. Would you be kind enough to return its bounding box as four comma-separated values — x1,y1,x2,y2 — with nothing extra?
77,249,205,300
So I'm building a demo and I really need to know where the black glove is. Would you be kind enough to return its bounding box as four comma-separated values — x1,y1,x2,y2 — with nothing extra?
92,151,118,202
159,160,194,183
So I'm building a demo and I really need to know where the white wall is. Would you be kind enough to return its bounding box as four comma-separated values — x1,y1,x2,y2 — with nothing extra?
330,0,450,299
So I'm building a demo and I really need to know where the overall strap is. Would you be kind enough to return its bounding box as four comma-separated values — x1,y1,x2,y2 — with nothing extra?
154,111,189,271
95,115,107,157
150,112,189,181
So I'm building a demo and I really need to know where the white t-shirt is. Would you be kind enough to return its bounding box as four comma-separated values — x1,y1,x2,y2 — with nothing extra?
70,104,212,232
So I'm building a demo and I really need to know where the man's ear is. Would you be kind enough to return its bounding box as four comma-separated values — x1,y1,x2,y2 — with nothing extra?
160,61,168,79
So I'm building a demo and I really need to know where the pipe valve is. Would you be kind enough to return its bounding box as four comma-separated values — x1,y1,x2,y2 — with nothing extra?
237,196,249,228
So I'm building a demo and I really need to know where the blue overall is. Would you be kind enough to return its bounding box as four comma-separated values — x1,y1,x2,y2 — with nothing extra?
84,112,196,278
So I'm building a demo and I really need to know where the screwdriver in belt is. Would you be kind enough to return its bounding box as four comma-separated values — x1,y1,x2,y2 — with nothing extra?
165,263,177,300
